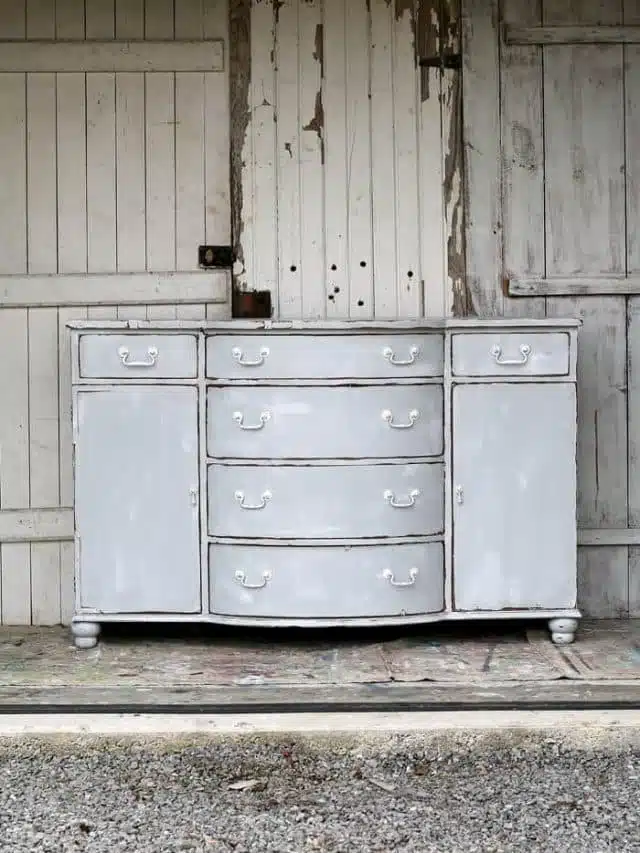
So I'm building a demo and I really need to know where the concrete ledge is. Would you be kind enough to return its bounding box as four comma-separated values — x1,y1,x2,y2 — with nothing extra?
1,709,640,736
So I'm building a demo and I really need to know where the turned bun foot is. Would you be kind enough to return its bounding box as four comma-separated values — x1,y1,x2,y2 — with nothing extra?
71,621,101,649
548,617,578,645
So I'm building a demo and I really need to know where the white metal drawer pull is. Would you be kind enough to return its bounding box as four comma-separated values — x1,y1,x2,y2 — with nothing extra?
232,346,270,367
384,488,420,508
233,411,271,430
455,485,464,504
117,345,158,368
490,343,531,366
234,489,272,510
381,409,419,429
383,568,419,587
382,345,419,366
234,569,272,589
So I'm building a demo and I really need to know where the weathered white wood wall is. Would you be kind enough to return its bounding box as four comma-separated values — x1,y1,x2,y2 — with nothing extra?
236,0,462,320
463,0,640,617
0,0,231,625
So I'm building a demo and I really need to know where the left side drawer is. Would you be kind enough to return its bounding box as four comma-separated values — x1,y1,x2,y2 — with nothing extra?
78,334,198,379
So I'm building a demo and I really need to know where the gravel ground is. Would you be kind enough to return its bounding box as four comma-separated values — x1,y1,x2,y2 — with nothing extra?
1,727,640,853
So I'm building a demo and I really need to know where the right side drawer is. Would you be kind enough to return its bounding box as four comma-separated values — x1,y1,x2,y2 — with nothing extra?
451,332,570,377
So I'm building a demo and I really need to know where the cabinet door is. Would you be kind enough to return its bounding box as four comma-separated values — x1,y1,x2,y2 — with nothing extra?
452,383,577,611
74,387,201,613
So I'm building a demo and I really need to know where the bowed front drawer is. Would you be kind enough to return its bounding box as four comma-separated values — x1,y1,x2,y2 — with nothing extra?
207,385,443,460
209,542,444,618
208,462,444,539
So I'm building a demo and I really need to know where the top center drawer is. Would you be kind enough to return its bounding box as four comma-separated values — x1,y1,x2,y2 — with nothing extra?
206,333,443,380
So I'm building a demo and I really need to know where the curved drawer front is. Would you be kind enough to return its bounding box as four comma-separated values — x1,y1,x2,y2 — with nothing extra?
209,542,444,618
208,462,444,539
79,333,198,379
206,333,443,379
207,385,443,459
452,332,569,377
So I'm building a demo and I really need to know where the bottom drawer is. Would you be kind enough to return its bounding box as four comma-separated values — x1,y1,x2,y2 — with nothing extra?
209,542,444,618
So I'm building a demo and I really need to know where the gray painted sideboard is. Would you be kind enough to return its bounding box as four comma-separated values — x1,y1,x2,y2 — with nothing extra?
67,318,581,649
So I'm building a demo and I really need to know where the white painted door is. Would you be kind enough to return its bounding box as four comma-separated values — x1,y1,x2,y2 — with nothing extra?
74,387,201,614
452,382,577,612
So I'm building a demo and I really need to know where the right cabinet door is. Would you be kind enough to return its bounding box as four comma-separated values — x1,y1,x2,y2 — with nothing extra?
452,382,577,611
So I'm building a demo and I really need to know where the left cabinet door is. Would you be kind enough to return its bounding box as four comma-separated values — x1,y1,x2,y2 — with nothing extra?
74,387,201,614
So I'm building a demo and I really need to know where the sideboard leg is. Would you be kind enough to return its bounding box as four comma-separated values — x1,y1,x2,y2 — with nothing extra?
548,617,579,645
71,621,101,649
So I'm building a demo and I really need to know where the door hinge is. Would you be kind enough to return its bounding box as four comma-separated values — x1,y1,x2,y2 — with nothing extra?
419,53,462,71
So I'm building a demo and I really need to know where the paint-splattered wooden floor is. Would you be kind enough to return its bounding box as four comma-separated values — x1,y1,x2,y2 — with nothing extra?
0,620,638,709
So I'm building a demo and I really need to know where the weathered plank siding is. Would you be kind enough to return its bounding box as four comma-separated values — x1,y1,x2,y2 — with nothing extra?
463,0,639,617
0,0,231,625
236,0,459,320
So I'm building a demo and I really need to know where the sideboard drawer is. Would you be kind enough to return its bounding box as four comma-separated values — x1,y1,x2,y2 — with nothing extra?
207,385,443,460
79,334,198,379
452,332,570,377
208,462,444,539
209,542,444,618
206,333,444,379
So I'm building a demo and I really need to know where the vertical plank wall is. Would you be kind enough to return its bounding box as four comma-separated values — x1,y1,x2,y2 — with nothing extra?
463,0,638,617
236,0,458,320
0,0,231,625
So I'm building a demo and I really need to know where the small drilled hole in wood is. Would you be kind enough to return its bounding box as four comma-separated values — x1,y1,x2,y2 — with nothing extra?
290,265,297,272
330,264,337,271
407,270,414,278
334,286,340,293
360,260,367,268
357,299,364,306
328,294,335,301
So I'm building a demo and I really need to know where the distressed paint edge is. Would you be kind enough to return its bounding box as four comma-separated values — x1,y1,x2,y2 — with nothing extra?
510,277,640,296
460,0,503,316
0,272,230,307
229,0,252,294
442,0,470,317
0,509,74,543
504,24,640,45
0,40,225,72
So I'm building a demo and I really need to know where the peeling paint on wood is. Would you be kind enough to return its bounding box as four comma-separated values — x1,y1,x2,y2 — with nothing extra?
461,0,502,316
416,0,438,102
441,0,469,316
229,0,251,287
302,90,324,149
303,21,325,160
444,60,469,315
239,0,449,322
